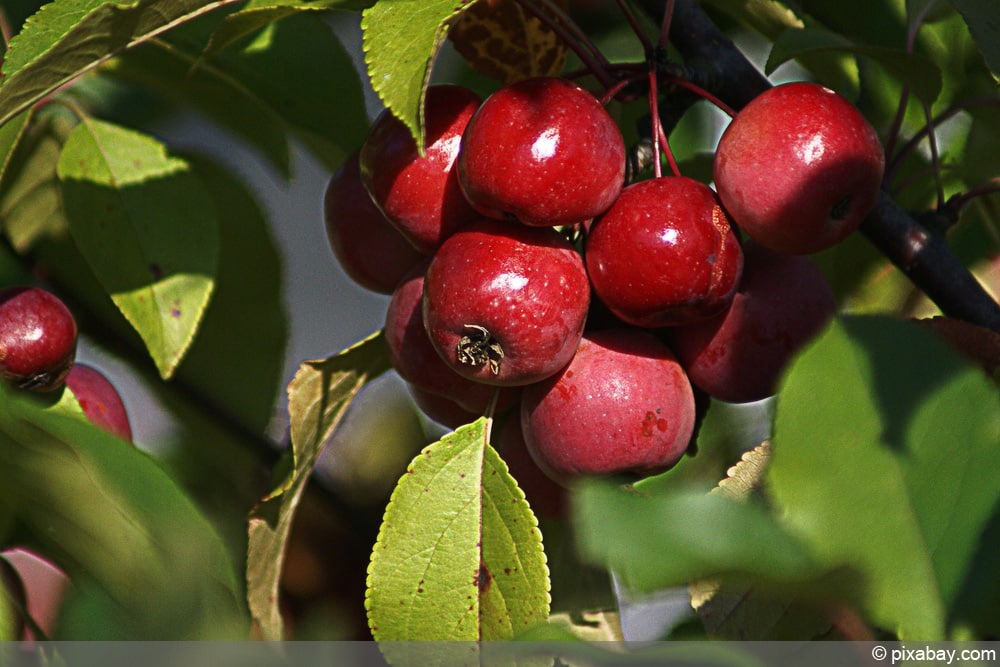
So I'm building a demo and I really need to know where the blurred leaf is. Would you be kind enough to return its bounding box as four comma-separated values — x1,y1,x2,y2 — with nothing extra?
948,0,1000,79
448,0,568,85
0,111,73,251
690,444,833,640
573,480,820,595
0,0,243,129
366,418,550,643
766,27,943,103
698,0,804,39
768,316,1000,640
0,111,31,185
205,0,374,54
361,0,483,151
0,383,247,639
57,118,218,379
173,154,287,433
247,331,389,641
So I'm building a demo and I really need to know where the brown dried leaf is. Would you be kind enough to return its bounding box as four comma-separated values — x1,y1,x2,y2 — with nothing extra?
449,0,568,84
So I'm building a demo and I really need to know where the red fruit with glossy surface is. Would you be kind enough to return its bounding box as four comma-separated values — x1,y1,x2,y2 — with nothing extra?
360,85,482,254
586,176,744,327
65,363,133,442
323,150,424,293
713,82,885,255
668,242,837,403
495,414,568,520
0,286,77,392
386,262,519,414
457,76,625,227
422,219,590,386
521,328,695,483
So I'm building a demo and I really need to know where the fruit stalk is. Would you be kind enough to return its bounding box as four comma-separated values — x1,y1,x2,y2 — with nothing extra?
638,0,1000,333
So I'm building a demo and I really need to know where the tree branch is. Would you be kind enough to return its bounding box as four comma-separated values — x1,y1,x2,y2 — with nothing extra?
637,0,1000,333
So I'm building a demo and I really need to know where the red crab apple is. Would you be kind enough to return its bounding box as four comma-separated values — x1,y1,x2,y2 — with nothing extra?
521,328,696,483
323,150,423,294
359,85,482,254
713,81,885,255
457,76,625,227
385,263,518,415
422,219,590,386
0,286,77,392
65,363,133,442
668,242,837,403
586,176,744,327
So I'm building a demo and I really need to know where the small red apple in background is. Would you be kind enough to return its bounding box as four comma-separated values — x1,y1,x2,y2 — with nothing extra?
586,176,744,328
422,219,590,386
520,328,695,484
457,76,625,227
0,286,78,392
1,549,70,640
494,414,567,520
65,363,133,442
667,242,837,404
323,150,424,294
713,81,884,255
360,85,482,254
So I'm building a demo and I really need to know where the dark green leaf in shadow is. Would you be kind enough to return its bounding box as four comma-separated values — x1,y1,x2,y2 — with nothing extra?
948,0,1000,79
766,27,943,103
172,154,287,434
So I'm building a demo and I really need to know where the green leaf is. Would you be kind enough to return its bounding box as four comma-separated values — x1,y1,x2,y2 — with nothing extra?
0,0,243,130
173,154,287,433
766,27,943,103
0,111,31,185
573,480,819,594
698,0,804,39
105,40,294,177
213,12,368,171
361,0,481,151
57,118,218,379
948,0,1000,78
0,382,246,639
0,111,72,251
205,0,374,55
366,417,550,642
247,331,390,641
768,316,1000,640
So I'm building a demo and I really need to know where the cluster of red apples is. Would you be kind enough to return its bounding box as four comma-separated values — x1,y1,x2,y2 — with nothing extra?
324,77,884,485
0,286,133,443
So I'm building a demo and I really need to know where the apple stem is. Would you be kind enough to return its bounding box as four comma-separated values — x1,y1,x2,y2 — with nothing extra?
658,0,676,48
660,71,737,118
940,178,1000,220
646,65,681,178
513,0,616,89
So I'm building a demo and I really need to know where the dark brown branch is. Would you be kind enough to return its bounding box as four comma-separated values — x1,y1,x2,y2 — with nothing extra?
637,0,1000,333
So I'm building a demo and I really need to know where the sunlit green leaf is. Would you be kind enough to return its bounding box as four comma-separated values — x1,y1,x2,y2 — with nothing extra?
0,0,243,129
361,0,483,151
768,316,1000,640
57,118,218,379
247,331,389,641
766,27,943,103
0,383,246,639
366,418,550,644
